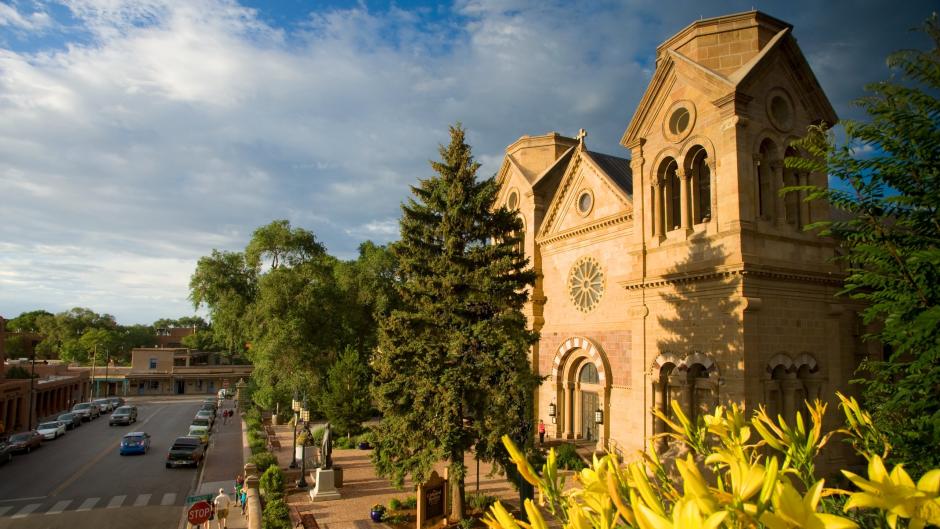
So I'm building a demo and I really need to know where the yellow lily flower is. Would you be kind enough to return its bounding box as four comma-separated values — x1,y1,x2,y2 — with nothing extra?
843,456,940,529
760,479,857,529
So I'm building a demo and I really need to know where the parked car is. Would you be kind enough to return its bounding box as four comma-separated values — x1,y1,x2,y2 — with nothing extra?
107,396,125,409
194,409,214,426
72,402,99,420
198,404,216,418
0,440,13,465
119,432,151,455
57,413,82,430
191,418,211,429
109,406,138,426
187,424,209,445
92,398,113,413
36,421,66,440
166,437,204,468
8,431,42,453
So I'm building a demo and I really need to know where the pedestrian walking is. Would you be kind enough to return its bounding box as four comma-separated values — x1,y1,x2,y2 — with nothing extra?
239,488,247,515
214,488,232,529
222,409,228,425
538,419,546,445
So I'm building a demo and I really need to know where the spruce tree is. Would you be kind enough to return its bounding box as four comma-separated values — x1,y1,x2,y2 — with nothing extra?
372,124,538,520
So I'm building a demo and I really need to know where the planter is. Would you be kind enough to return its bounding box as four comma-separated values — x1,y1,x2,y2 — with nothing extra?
370,507,386,522
358,441,372,450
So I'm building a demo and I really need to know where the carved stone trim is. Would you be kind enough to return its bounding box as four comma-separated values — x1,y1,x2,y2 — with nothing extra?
537,212,633,246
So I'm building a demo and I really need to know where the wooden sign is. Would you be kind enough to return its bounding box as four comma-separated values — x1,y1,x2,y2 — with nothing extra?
416,470,448,528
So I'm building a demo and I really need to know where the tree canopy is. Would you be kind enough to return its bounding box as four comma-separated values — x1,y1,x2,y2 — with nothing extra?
371,124,539,520
787,14,940,476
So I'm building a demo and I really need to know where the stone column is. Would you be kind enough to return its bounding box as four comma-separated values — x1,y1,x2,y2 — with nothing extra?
679,169,691,231
650,185,659,238
781,374,803,419
667,373,690,423
244,466,262,529
772,161,786,226
654,182,665,239
798,172,811,227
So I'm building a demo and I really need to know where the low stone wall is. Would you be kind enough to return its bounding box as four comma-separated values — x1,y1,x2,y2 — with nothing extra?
244,464,262,529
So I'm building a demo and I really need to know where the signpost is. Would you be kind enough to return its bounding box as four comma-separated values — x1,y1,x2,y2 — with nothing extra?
188,500,212,526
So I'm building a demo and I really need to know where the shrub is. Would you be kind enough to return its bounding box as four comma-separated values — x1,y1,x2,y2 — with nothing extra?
388,498,401,510
466,492,497,513
553,443,585,471
335,435,355,449
249,451,278,474
259,465,284,497
310,427,325,447
262,496,290,529
401,495,417,509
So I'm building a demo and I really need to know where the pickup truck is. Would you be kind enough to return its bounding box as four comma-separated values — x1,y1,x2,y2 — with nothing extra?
165,437,205,468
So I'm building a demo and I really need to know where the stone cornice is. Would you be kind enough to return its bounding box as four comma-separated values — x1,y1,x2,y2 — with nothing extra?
536,212,633,247
619,264,844,290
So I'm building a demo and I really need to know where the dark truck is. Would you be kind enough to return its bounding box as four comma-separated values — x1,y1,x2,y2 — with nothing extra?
165,436,205,468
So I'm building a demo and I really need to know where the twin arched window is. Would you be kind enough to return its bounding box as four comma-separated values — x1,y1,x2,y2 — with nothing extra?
651,147,712,237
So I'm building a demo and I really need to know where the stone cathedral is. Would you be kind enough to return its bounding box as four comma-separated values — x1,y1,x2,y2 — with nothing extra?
497,11,864,464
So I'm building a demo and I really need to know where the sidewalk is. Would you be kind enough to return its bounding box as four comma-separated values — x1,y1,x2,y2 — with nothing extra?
194,399,247,529
264,423,520,529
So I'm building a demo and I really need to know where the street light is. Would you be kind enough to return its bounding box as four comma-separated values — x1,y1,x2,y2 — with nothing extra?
289,391,301,469
297,397,310,489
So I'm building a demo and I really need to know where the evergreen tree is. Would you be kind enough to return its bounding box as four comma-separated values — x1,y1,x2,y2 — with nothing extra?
319,347,372,436
787,14,940,476
372,124,539,520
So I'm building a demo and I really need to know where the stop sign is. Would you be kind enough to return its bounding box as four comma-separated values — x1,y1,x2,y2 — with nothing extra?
188,501,212,525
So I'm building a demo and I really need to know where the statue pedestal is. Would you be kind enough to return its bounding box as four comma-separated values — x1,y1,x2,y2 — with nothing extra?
309,468,341,501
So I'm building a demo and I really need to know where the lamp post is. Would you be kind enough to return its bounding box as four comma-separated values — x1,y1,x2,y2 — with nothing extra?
289,391,300,469
90,344,98,399
297,397,310,489
104,348,111,397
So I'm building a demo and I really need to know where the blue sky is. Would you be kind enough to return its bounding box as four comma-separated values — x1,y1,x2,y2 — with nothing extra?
0,0,933,325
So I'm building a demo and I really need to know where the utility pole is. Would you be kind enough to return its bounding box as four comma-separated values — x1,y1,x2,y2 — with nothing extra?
90,343,98,399
28,349,37,430
104,348,111,397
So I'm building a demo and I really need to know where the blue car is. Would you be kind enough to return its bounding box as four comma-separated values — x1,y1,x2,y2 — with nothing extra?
119,432,151,455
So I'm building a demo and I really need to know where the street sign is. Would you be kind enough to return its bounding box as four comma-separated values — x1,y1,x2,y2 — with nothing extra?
186,494,213,505
188,501,212,525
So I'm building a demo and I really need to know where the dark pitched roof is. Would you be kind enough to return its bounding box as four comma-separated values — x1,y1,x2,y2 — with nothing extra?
586,151,633,196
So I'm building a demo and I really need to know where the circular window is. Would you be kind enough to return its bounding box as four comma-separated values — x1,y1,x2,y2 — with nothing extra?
767,89,794,131
663,101,696,142
577,190,593,216
568,256,605,313
669,108,690,135
507,190,519,210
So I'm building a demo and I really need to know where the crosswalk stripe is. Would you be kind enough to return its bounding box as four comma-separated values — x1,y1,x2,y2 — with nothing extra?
133,494,151,507
11,503,40,518
0,506,12,517
107,495,126,509
46,500,72,515
76,498,99,511
161,493,176,506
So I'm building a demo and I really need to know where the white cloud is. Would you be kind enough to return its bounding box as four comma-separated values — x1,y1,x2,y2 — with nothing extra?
0,0,928,323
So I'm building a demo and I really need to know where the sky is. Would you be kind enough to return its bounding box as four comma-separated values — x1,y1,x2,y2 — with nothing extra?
0,0,934,325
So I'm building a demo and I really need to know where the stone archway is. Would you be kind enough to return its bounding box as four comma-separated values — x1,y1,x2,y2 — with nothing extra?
551,337,611,447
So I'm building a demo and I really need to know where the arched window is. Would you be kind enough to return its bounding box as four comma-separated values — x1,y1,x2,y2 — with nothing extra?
653,363,676,437
579,362,599,384
665,160,681,231
689,147,711,224
783,147,801,228
757,140,777,220
687,364,714,424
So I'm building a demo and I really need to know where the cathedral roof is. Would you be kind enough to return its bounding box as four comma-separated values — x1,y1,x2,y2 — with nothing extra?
585,151,632,197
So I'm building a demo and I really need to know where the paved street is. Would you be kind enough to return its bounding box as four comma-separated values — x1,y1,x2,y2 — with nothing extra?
0,397,218,529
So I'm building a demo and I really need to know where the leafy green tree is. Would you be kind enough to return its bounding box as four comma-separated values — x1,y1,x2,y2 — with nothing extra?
5,310,53,332
787,15,940,476
190,250,257,355
372,124,539,520
79,328,120,366
319,347,372,436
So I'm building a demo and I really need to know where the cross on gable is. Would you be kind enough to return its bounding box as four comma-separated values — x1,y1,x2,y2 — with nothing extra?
577,128,587,143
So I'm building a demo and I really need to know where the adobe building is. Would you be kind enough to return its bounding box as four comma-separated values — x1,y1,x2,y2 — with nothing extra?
126,347,252,396
498,11,862,463
0,316,90,434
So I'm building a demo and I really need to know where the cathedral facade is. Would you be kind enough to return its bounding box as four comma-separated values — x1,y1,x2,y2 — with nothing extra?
496,11,863,463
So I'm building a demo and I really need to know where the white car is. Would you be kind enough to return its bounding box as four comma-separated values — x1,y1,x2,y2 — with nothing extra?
37,421,66,440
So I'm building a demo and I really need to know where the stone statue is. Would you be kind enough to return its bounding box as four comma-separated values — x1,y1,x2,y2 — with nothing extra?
321,422,333,469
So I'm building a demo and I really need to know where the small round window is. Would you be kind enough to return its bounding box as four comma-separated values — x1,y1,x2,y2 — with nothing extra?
669,108,690,135
507,190,519,210
767,89,794,131
577,190,593,215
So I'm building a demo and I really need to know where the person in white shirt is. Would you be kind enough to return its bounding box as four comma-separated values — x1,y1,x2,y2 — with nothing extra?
214,488,232,529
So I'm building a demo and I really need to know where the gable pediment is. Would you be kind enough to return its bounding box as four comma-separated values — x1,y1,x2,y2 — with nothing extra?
536,146,633,244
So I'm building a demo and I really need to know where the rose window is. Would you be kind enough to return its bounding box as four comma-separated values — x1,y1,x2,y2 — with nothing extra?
568,257,605,312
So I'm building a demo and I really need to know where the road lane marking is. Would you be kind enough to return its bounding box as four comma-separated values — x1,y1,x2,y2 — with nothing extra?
0,496,46,503
76,498,99,511
107,495,126,509
133,494,151,507
161,493,176,506
49,406,165,497
11,503,40,518
46,500,72,515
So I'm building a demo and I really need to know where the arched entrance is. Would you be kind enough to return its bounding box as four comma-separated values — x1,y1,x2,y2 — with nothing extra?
551,337,611,446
